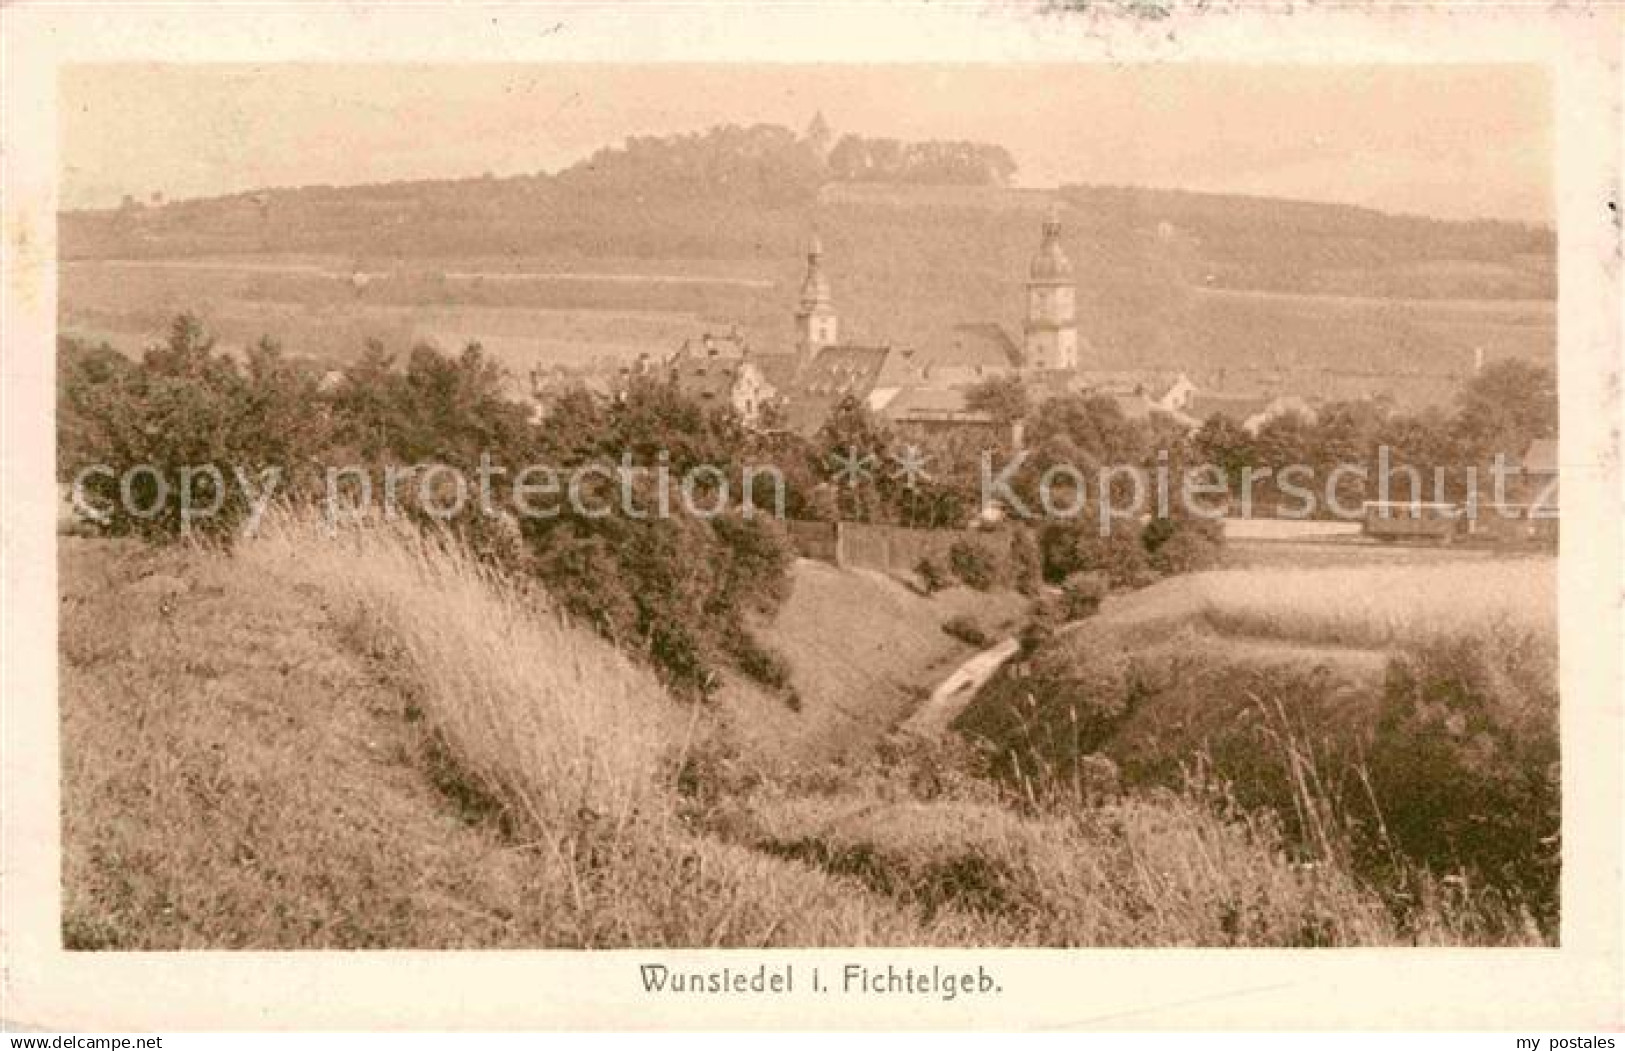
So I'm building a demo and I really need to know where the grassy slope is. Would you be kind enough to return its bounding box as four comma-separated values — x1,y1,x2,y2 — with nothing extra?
715,560,1027,770
61,539,583,948
61,525,1541,948
60,536,948,948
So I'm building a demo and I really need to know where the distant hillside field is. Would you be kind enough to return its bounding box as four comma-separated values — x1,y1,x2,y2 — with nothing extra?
60,172,1554,406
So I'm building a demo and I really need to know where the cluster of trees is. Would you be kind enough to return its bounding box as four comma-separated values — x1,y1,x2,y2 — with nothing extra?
58,317,795,698
58,318,333,541
1193,359,1557,514
787,376,1226,591
557,124,827,206
555,122,1023,202
825,135,1018,186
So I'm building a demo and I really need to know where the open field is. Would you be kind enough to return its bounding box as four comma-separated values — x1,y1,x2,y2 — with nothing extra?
60,251,1553,407
1195,558,1554,649
1219,538,1519,569
59,257,747,371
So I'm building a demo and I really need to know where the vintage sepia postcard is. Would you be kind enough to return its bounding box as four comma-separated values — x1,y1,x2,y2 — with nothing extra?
2,0,1621,1034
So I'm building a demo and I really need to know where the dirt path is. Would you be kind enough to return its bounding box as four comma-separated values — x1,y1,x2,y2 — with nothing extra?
898,637,1021,738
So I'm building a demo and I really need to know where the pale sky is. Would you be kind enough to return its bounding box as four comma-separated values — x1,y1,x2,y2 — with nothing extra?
60,64,1551,222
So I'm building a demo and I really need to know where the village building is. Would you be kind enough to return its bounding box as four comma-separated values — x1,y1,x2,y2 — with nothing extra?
1183,391,1316,434
686,214,1326,446
1156,373,1199,413
765,214,1088,438
1073,370,1202,425
665,330,780,427
780,342,921,436
914,323,1023,386
878,385,1024,448
794,234,841,361
770,234,926,435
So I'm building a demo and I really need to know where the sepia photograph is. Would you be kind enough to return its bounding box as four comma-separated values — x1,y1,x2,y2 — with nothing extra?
49,59,1563,949
3,0,1622,1036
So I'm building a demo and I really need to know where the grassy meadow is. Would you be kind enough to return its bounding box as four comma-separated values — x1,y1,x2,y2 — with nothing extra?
59,517,1551,949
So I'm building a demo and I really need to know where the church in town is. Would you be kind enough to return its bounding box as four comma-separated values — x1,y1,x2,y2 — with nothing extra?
786,211,1083,381
661,211,1305,442
1019,210,1081,371
665,212,1092,439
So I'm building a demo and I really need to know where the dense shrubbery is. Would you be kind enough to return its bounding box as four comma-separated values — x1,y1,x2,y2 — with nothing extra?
59,319,331,540
1038,521,1150,587
947,537,1004,590
1370,629,1560,926
1005,525,1042,596
1142,515,1226,575
1059,571,1109,620
58,317,794,697
1035,515,1223,591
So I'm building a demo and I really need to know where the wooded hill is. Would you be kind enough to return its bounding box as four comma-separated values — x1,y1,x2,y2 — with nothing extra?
60,122,1555,396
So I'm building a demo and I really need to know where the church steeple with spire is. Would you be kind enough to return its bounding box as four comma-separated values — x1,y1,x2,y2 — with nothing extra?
795,234,839,362
1023,209,1079,370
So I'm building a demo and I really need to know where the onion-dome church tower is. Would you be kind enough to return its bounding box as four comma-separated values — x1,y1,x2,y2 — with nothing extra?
1023,210,1079,370
795,234,839,363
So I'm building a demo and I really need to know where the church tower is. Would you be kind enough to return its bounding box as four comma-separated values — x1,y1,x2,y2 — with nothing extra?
1023,210,1079,371
795,234,839,362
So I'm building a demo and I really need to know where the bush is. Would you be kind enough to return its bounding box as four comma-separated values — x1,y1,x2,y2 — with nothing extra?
1059,571,1110,620
1038,521,1151,588
1143,515,1225,575
1368,629,1560,927
59,319,331,542
948,538,1004,590
915,555,949,594
941,615,991,648
526,507,794,696
732,634,794,690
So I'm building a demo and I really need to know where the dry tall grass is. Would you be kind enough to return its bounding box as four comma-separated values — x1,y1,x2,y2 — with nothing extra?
242,511,685,848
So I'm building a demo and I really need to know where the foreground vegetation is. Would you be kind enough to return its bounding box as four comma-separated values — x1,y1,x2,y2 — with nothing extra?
961,558,1559,940
62,519,1550,948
